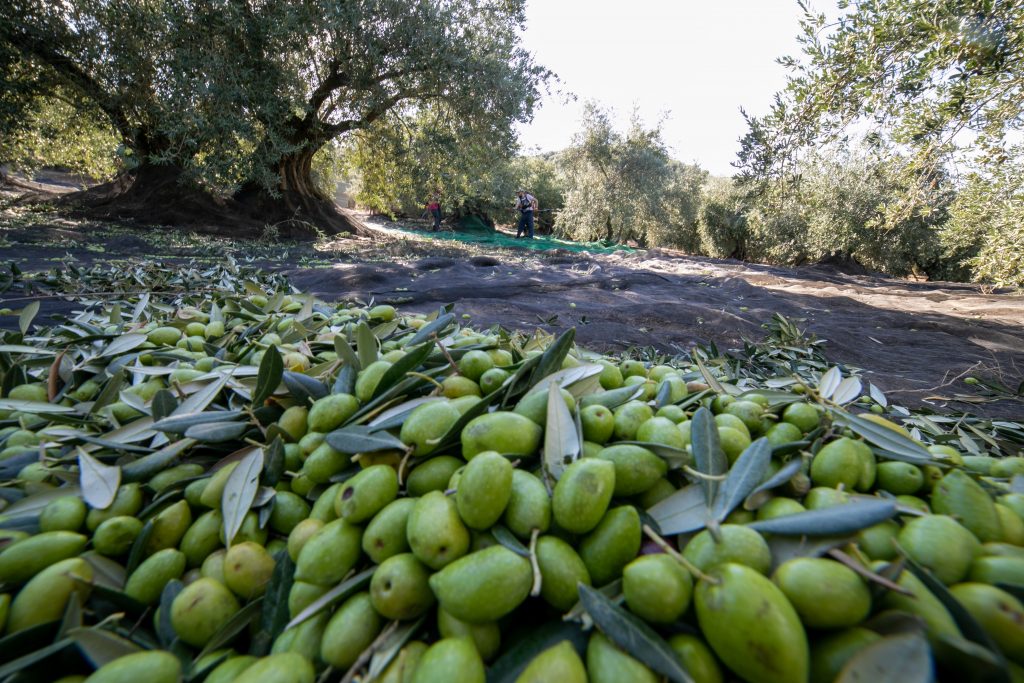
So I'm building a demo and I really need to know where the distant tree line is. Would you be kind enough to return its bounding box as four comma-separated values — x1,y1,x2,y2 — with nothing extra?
2,0,1021,286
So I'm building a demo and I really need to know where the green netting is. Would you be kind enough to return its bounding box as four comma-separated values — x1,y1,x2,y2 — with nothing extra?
395,222,636,255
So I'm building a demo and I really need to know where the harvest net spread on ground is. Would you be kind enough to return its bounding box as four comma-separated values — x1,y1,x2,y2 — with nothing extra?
385,215,636,256
0,260,1022,682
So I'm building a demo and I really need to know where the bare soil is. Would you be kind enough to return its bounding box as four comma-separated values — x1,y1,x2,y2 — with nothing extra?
2,179,1022,418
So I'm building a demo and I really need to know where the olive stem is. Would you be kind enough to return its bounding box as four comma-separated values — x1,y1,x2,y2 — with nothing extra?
642,524,719,584
529,527,543,597
681,466,728,482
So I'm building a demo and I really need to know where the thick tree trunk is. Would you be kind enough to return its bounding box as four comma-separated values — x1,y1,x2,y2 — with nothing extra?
235,150,372,238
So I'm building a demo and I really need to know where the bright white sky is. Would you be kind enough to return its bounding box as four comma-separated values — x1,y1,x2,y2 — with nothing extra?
516,0,839,176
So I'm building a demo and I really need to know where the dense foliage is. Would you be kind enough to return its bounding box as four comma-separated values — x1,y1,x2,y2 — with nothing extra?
0,0,547,230
735,0,1024,285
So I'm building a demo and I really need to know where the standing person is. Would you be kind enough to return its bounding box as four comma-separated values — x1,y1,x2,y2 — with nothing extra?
426,195,442,231
515,189,537,239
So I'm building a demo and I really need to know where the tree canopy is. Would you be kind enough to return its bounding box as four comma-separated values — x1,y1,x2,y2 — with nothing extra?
736,0,1024,285
0,0,549,233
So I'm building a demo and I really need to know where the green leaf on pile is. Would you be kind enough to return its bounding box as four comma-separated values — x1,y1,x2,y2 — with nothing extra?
749,498,897,536
818,367,843,399
184,421,248,443
77,449,121,510
578,584,693,683
744,457,804,510
543,382,580,481
19,301,40,335
283,371,328,404
196,597,265,661
97,334,148,359
832,376,863,405
486,621,588,683
157,580,184,648
492,525,531,558
69,626,143,667
711,437,772,522
222,448,264,546
0,638,73,678
836,632,933,683
356,322,379,367
334,336,362,372
690,407,728,508
285,567,375,632
648,484,708,535
0,399,76,414
405,313,456,347
579,384,644,410
152,411,245,434
829,409,934,464
252,344,284,407
121,438,196,482
253,551,295,656
365,617,428,682
902,555,1010,669
326,425,407,454
371,343,434,400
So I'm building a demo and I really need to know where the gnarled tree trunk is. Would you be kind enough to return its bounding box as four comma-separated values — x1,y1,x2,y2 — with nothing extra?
235,149,371,238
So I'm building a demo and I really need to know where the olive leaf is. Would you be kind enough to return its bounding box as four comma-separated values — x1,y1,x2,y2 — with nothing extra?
252,343,284,407
283,370,328,404
579,384,644,410
285,567,375,632
0,399,76,414
578,584,694,683
121,437,196,482
486,621,588,683
835,633,933,683
371,343,434,400
221,447,264,546
711,437,772,522
97,333,148,359
334,336,362,372
543,382,580,482
334,363,357,395
356,321,379,367
648,484,708,534
157,580,184,648
531,329,576,389
77,449,121,510
492,525,531,558
184,421,248,443
690,407,728,508
326,425,407,454
902,555,1009,667
744,457,804,510
0,638,74,678
365,617,428,681
832,376,863,405
68,627,143,668
829,409,934,464
19,300,40,335
252,551,295,656
748,498,897,536
818,367,843,399
405,312,455,347
196,597,265,661
153,410,245,434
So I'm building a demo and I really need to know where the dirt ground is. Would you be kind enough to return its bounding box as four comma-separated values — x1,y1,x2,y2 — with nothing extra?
1,185,1022,418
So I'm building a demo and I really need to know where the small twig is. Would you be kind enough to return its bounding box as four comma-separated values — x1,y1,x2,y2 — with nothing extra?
642,524,719,584
433,335,460,374
339,620,401,683
827,548,913,596
682,466,728,482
